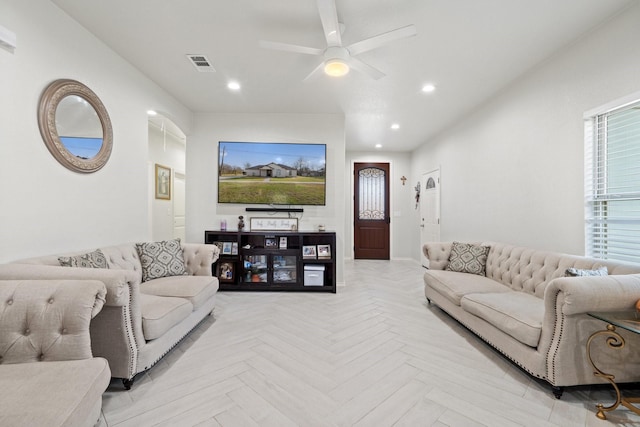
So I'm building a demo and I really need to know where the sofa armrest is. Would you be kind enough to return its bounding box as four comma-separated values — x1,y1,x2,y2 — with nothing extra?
544,274,640,316
423,242,453,270
0,279,106,364
182,243,219,276
0,263,135,306
540,273,640,386
0,263,145,379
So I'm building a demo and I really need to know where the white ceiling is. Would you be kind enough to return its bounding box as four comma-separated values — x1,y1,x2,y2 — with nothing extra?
52,0,633,151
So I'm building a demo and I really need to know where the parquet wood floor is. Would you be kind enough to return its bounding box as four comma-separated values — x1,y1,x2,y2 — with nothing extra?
99,260,640,426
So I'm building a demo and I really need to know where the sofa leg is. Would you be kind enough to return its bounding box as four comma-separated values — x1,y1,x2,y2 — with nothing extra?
426,298,432,304
122,378,135,390
552,386,563,399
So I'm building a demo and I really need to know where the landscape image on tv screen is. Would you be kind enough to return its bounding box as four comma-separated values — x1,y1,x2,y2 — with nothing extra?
218,141,326,206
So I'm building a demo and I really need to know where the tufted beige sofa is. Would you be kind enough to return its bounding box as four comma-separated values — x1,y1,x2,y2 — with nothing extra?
0,242,219,389
0,279,110,427
423,241,640,397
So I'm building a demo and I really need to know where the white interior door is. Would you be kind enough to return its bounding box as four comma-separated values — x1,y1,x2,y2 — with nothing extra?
173,172,186,241
420,169,440,267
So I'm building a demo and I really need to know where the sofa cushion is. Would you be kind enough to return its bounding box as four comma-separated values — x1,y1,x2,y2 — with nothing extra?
424,270,510,305
140,275,218,310
58,249,109,269
135,239,187,282
445,242,490,276
461,291,544,347
139,293,193,340
0,358,110,427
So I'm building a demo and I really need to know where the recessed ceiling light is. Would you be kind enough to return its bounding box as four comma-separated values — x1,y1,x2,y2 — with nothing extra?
227,81,241,90
375,144,382,149
147,110,157,116
390,123,400,130
422,84,436,93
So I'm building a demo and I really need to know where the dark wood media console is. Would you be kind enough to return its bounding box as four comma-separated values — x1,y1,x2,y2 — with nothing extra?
204,230,336,293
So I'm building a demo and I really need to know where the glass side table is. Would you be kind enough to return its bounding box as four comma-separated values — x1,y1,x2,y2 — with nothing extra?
587,311,640,420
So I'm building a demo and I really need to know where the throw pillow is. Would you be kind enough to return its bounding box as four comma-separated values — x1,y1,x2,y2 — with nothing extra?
445,242,490,276
58,249,109,269
565,266,608,277
136,239,187,282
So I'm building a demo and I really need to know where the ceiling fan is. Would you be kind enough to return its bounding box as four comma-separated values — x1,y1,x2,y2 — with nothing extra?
259,0,416,81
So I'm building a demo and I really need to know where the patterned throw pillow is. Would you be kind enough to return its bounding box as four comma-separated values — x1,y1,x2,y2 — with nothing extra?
565,266,608,277
445,242,490,276
58,249,109,269
135,239,187,282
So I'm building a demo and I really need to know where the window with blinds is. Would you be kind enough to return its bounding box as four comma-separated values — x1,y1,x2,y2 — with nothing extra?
585,99,640,264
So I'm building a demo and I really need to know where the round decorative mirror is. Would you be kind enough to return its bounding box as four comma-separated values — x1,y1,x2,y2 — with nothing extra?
38,79,113,173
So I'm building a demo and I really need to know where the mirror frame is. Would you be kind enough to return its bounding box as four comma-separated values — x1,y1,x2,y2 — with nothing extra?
38,79,113,173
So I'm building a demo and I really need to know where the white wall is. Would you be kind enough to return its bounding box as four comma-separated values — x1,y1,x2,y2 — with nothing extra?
186,113,346,283
0,0,192,262
148,123,186,241
409,3,640,259
345,151,414,260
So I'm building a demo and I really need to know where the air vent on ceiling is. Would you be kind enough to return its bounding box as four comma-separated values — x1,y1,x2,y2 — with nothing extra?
186,54,215,72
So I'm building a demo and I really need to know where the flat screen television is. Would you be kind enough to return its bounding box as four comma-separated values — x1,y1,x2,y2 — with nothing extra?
218,141,326,206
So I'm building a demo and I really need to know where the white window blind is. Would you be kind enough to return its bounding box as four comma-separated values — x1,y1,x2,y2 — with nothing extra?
585,99,640,264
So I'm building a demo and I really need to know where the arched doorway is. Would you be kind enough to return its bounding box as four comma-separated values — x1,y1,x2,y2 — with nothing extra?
148,113,187,241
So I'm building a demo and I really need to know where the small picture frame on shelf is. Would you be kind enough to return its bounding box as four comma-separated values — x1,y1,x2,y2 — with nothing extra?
317,244,331,258
231,242,238,255
279,236,288,250
217,262,235,282
264,237,277,248
303,245,317,259
222,242,233,255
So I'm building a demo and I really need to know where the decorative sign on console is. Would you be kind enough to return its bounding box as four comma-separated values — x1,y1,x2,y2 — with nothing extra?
249,217,298,232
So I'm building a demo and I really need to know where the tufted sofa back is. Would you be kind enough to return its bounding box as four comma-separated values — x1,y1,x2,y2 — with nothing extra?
101,244,144,281
484,242,640,297
12,242,218,283
424,241,640,298
0,279,106,364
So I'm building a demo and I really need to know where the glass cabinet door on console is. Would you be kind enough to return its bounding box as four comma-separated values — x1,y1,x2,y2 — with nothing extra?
242,253,298,285
242,255,268,283
272,255,297,284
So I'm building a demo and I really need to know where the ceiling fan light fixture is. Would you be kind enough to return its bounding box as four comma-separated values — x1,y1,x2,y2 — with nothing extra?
324,59,349,77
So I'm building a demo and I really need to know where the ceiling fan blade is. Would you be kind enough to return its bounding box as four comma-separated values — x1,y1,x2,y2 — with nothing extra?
317,0,341,47
348,57,386,80
259,40,324,56
303,62,326,82
346,24,417,56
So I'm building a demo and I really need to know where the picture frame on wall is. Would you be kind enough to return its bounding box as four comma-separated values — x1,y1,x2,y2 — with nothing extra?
155,164,171,200
217,262,235,282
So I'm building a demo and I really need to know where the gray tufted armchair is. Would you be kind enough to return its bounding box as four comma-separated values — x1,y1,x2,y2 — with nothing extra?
0,279,111,427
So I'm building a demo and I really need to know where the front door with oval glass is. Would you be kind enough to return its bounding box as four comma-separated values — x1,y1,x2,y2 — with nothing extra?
354,162,390,259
